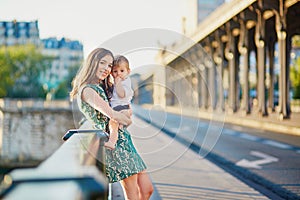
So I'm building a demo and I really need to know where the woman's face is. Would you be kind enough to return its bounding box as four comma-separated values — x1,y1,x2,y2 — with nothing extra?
95,54,113,81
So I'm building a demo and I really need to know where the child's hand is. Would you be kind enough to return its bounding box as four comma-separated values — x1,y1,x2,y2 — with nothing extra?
114,76,122,84
128,109,132,116
119,74,126,80
109,119,118,129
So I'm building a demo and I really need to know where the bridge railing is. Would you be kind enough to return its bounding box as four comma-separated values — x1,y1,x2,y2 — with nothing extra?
0,128,109,200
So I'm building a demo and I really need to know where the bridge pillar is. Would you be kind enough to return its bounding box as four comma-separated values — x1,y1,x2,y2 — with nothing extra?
274,0,290,119
255,8,268,116
204,38,217,110
189,47,202,108
194,47,209,110
238,14,251,114
267,28,276,112
213,30,225,111
200,65,208,109
225,22,239,113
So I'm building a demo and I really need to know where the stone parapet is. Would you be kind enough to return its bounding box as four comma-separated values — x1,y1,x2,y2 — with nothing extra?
0,99,75,167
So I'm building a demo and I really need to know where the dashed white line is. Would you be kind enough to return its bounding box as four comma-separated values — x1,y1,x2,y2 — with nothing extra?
262,140,293,149
222,130,237,136
239,133,260,141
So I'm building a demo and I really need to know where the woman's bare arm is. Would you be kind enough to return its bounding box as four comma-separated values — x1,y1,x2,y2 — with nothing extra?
81,87,131,125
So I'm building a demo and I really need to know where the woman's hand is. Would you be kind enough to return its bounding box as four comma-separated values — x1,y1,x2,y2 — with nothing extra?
112,110,132,126
120,108,132,116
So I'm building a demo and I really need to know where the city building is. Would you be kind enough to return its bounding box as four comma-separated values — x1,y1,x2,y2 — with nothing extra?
197,0,225,23
156,0,300,121
0,20,84,95
182,0,225,36
41,37,83,91
0,20,40,46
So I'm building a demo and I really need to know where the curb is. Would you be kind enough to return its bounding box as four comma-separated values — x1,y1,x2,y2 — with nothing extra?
143,105,300,136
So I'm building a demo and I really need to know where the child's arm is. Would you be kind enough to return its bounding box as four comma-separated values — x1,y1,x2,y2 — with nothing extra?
105,120,119,150
114,77,126,98
109,120,119,140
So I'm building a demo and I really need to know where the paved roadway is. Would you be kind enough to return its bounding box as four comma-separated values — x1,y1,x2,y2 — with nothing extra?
112,115,270,199
130,105,300,200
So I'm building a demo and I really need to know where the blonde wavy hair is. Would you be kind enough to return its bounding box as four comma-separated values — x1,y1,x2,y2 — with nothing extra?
70,48,114,101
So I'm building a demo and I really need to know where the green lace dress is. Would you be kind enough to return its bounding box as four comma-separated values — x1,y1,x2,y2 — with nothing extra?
79,84,146,183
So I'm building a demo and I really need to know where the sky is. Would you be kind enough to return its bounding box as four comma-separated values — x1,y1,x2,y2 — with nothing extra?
0,0,186,72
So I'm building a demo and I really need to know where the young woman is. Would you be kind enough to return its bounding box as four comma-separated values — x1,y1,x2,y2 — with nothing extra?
70,48,153,200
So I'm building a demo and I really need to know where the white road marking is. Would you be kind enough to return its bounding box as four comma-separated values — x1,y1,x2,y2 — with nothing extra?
239,133,260,141
262,140,293,149
236,151,279,169
222,129,237,136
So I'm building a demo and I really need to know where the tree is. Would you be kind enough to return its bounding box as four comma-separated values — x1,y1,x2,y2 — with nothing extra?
290,35,300,99
0,44,52,98
290,57,300,99
54,63,80,99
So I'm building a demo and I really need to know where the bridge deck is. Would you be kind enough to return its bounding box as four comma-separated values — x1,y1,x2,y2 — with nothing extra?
112,115,270,199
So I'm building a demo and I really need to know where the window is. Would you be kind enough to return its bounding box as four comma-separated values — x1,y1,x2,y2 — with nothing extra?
6,22,13,28
7,29,14,36
18,22,26,28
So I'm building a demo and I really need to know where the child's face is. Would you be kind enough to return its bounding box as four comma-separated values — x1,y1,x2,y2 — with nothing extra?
111,62,130,79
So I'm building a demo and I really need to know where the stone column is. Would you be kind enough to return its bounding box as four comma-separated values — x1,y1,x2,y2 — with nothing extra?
204,39,216,110
213,30,225,111
195,47,208,110
153,61,166,108
225,23,238,113
255,9,268,116
268,40,275,112
274,0,290,119
200,64,208,110
188,48,201,108
238,18,251,114
197,71,203,108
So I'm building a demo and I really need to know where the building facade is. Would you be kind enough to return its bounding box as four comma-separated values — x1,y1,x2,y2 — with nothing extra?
0,20,83,95
182,0,225,36
156,0,300,121
0,20,40,46
41,37,83,91
197,0,225,23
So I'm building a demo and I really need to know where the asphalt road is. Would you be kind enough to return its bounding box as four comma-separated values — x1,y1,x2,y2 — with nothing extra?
133,105,300,200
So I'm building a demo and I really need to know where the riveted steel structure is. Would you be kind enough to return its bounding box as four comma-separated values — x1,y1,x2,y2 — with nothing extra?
158,0,300,119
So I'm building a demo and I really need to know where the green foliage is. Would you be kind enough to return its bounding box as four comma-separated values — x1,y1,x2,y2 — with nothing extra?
54,64,80,99
0,44,52,98
54,81,69,99
290,57,300,99
290,35,300,99
292,35,300,47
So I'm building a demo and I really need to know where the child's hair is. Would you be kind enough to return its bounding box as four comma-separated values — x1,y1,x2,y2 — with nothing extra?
113,55,130,70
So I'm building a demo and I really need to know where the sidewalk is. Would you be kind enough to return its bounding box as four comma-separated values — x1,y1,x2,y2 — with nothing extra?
163,105,300,137
112,116,269,199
